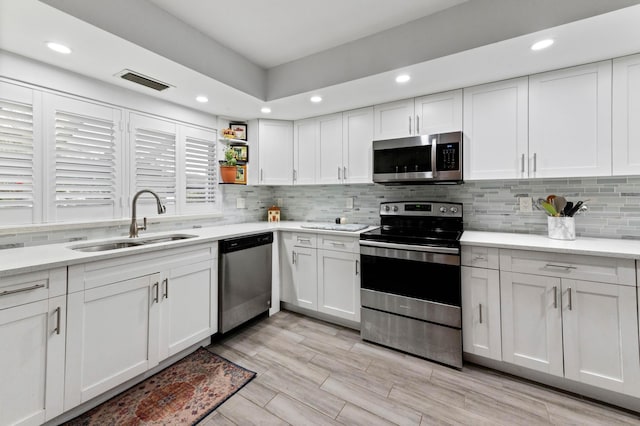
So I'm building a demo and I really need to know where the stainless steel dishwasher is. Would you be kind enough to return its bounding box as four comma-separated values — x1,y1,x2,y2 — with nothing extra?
219,232,273,333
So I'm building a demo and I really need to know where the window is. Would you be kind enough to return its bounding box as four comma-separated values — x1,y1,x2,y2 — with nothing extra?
183,126,217,211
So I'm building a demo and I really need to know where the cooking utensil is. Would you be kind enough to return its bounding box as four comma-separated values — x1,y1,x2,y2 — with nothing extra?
562,201,574,216
546,194,557,204
553,196,567,216
538,199,558,216
566,201,584,217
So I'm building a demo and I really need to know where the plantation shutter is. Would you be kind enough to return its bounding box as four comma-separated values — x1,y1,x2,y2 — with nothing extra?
131,114,176,214
49,95,120,222
0,83,37,225
184,128,217,207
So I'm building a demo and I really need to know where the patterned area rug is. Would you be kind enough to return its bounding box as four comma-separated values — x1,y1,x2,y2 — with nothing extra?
65,347,256,425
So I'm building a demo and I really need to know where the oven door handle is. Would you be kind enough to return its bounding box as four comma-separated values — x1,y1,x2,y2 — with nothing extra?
359,240,459,255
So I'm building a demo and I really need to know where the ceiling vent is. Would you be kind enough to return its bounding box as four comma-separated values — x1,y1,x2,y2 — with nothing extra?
116,69,172,91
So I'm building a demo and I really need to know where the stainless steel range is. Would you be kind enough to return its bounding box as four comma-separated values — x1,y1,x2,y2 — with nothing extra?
359,201,463,368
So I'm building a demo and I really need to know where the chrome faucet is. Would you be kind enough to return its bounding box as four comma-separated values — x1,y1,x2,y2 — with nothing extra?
129,189,166,238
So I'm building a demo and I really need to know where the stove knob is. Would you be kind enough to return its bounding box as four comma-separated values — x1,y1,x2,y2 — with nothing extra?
450,207,458,213
393,206,399,212
384,205,390,212
439,206,447,213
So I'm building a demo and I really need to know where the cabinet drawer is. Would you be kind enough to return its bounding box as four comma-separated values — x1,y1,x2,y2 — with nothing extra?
461,246,499,269
292,232,317,248
319,234,358,253
500,249,635,286
0,268,66,310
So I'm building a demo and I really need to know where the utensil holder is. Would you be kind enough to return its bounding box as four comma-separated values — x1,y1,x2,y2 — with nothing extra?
547,216,575,240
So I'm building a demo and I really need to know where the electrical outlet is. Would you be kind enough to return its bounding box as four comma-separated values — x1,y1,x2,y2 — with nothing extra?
276,198,283,207
519,197,532,212
236,197,246,209
345,197,354,209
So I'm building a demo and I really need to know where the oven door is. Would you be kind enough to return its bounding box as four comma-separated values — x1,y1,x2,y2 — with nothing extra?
360,241,461,307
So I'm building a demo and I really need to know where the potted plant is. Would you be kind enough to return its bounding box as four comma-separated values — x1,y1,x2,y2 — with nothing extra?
220,147,238,183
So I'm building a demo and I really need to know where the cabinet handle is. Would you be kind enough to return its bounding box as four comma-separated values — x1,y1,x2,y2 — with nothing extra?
0,283,45,297
331,241,345,246
152,282,159,303
292,251,296,265
521,154,525,173
297,237,311,243
162,278,169,299
343,166,347,180
416,115,420,134
472,255,486,261
553,286,558,309
338,166,341,180
408,116,412,134
54,306,61,335
567,288,573,311
533,153,537,172
479,303,483,324
260,168,264,182
293,169,297,182
544,263,576,271
355,260,359,275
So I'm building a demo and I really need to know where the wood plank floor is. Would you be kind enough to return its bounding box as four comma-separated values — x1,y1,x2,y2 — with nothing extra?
203,310,640,425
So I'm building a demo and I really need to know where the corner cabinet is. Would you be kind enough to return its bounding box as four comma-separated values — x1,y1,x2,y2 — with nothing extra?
499,249,640,398
257,119,293,185
64,243,217,410
461,246,501,360
280,231,361,324
0,268,67,426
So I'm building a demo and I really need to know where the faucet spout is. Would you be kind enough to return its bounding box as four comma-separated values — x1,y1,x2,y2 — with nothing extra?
129,189,166,238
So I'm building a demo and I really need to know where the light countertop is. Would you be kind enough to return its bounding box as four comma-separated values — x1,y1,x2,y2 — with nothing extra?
0,222,378,277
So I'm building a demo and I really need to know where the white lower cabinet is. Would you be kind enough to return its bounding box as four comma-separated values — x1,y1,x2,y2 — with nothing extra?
461,266,501,360
280,231,360,323
500,250,640,398
64,244,217,410
0,268,67,426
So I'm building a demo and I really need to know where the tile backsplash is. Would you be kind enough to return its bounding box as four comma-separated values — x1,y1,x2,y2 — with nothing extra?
4,176,640,248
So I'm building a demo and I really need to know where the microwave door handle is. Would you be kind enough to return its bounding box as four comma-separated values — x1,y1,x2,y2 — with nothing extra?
431,135,438,177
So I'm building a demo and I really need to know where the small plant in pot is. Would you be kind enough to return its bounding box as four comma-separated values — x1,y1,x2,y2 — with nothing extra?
220,147,238,183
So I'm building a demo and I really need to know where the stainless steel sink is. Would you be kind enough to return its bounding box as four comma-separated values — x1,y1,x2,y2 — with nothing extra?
70,234,197,252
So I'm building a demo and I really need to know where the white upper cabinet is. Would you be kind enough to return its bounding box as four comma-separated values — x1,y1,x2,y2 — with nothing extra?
415,89,462,136
293,118,317,185
529,61,612,178
612,53,640,175
317,113,344,184
342,107,374,184
463,78,529,180
373,98,414,140
258,120,293,185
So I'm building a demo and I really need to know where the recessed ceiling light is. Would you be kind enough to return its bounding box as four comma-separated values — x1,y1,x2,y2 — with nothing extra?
195,95,208,103
261,107,271,114
310,95,322,103
395,74,411,83
46,42,72,54
531,39,554,51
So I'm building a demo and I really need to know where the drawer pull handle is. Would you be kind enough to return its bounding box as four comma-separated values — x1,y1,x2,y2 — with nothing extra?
54,307,61,335
355,260,359,275
331,242,345,246
567,288,573,311
0,283,46,297
544,263,576,270
292,251,296,265
553,286,558,309
162,278,169,299
399,305,409,309
473,255,486,261
297,238,311,243
152,282,159,303
479,303,483,324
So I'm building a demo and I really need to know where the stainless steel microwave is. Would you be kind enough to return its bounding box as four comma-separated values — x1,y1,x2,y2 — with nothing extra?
372,131,462,185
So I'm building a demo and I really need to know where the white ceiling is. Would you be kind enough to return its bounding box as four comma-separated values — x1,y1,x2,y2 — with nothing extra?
147,0,467,68
1,0,640,122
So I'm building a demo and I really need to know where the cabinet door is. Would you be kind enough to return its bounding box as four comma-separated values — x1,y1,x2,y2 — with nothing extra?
291,246,318,310
562,280,640,397
342,107,373,184
0,297,66,426
279,232,296,304
373,98,414,140
461,266,501,360
317,249,360,322
463,78,528,180
612,54,640,175
500,272,563,377
159,260,216,360
258,120,293,185
64,274,160,409
529,61,612,178
293,118,317,185
317,113,343,184
415,89,462,136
